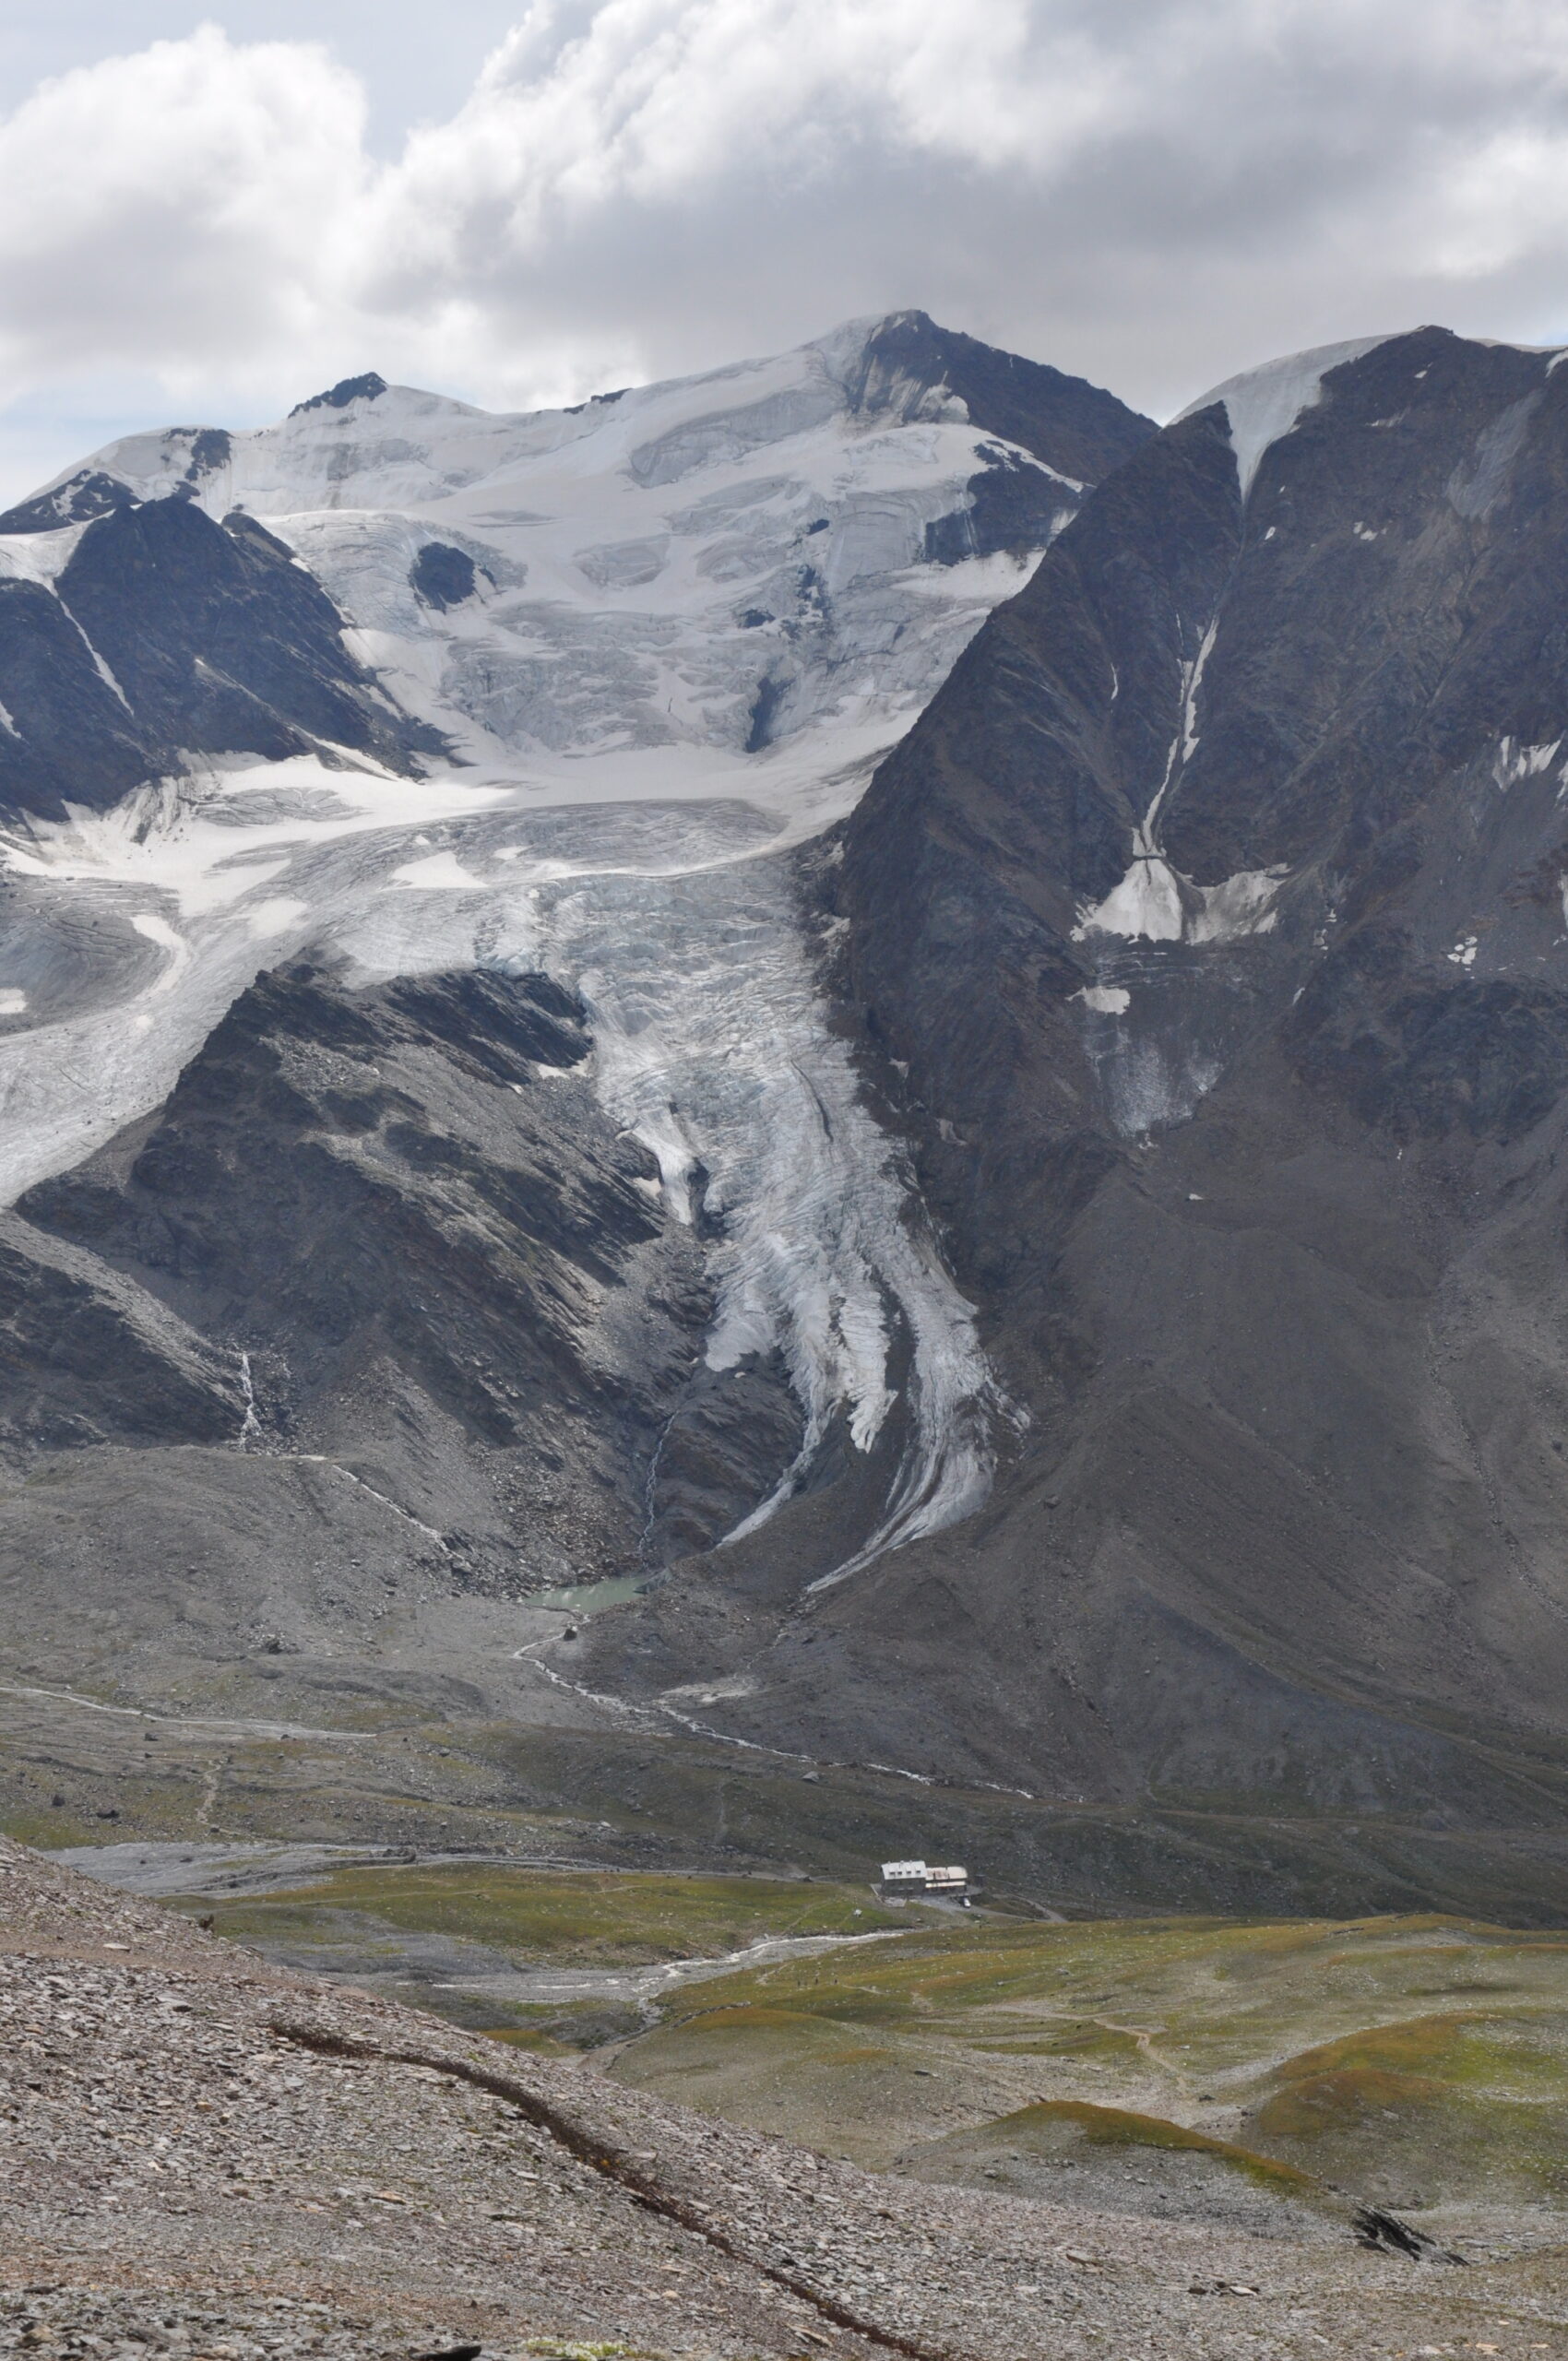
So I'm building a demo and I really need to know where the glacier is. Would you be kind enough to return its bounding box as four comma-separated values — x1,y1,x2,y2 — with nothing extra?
0,315,1095,1577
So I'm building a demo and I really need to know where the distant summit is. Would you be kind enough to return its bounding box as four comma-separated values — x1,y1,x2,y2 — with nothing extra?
289,371,389,417
847,308,1157,483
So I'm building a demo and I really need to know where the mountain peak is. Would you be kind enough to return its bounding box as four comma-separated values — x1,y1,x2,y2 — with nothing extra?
1176,334,1392,494
842,308,1158,483
288,371,390,418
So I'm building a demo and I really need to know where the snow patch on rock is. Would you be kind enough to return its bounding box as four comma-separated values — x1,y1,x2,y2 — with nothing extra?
1178,337,1390,498
1075,846,1184,943
1075,859,1284,945
1492,734,1561,790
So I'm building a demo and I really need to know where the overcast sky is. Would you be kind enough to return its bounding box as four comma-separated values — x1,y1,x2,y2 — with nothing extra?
3,1,1568,501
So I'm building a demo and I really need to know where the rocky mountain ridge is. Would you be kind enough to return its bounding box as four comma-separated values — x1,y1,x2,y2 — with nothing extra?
572,327,1568,1901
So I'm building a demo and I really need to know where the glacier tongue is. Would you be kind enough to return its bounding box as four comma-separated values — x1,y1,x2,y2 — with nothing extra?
0,753,1004,1580
341,796,1005,1574
547,853,1000,1571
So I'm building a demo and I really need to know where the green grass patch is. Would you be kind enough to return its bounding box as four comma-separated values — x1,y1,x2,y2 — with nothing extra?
1270,2009,1568,2096
166,1864,921,1965
484,2027,573,2055
970,2099,1315,2195
135,1856,1568,2211
617,1907,1568,2198
1254,2066,1447,2142
674,2003,833,2033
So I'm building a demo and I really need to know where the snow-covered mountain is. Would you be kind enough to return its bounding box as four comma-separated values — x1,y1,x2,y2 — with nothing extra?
11,313,1568,1920
0,310,1144,811
0,312,1153,1622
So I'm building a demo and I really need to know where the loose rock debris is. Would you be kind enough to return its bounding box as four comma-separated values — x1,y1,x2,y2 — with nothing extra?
3,1835,1566,2359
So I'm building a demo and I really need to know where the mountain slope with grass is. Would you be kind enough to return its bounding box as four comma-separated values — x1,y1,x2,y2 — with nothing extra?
6,1835,1564,2358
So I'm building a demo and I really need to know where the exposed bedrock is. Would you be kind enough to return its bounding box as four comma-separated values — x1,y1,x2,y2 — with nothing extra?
0,495,444,822
842,308,1157,483
0,1216,241,1453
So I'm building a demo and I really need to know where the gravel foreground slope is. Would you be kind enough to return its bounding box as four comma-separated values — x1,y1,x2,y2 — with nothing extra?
3,1837,1564,2359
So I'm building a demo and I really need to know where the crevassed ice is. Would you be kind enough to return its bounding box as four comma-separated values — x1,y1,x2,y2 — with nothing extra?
362,813,1004,1578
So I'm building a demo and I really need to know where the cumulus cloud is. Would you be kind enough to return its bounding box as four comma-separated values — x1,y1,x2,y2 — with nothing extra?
5,0,1568,494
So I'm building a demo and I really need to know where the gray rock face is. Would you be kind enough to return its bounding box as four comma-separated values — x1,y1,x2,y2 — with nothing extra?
0,495,444,820
650,326,1568,1837
844,308,1157,572
843,308,1156,481
16,962,803,1592
0,1216,241,1452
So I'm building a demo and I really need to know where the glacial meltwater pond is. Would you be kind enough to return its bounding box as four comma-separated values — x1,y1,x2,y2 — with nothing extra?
529,1573,665,1618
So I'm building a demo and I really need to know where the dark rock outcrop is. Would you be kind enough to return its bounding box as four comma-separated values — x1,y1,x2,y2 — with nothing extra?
411,542,482,610
0,1217,241,1453
848,309,1157,581
0,496,445,821
290,372,389,416
0,468,140,534
845,308,1157,483
15,961,801,1592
